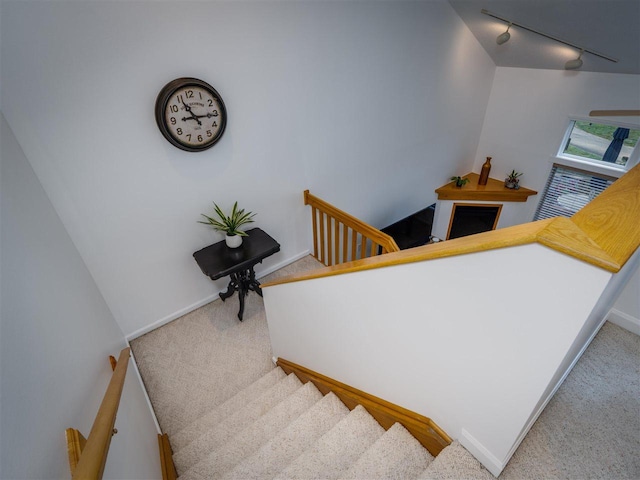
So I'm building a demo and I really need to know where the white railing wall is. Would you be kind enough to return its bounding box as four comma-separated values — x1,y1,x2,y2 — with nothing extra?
263,243,638,476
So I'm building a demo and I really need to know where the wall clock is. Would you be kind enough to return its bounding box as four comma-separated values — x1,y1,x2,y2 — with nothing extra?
155,77,227,152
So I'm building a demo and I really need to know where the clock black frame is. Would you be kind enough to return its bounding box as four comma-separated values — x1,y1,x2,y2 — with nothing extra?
155,77,227,152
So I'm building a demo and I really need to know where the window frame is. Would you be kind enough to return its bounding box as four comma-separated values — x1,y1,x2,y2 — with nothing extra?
534,116,640,221
556,116,640,176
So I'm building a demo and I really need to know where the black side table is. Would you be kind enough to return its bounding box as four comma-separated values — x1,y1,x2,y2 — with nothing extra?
193,228,280,320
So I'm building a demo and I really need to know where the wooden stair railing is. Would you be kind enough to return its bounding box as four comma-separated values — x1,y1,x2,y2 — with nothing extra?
304,190,400,267
277,357,451,457
65,347,130,480
264,164,640,288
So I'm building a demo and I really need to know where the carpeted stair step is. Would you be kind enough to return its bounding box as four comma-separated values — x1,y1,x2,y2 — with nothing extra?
339,422,435,480
274,404,386,480
417,441,494,480
173,372,303,475
180,381,324,480
171,366,286,452
222,391,351,480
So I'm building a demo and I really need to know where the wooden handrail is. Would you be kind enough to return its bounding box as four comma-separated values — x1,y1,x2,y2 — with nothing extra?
303,190,399,267
277,357,451,457
264,164,640,288
68,347,131,480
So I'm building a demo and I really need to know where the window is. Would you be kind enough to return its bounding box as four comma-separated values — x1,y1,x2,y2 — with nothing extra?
559,119,640,169
535,118,639,221
533,165,616,221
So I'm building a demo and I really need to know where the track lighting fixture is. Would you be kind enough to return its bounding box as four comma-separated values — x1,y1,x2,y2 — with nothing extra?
565,50,584,70
481,9,617,70
496,23,511,45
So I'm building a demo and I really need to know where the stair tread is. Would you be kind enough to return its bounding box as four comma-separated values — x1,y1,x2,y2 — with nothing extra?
417,441,494,480
274,404,385,480
182,381,324,480
339,422,435,480
174,372,302,475
172,366,286,453
222,391,350,480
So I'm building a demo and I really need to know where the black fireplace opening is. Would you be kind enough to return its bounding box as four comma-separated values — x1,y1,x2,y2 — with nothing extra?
447,204,502,240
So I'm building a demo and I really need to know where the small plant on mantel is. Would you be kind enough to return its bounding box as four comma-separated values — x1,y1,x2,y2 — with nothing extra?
505,170,523,189
199,201,256,248
451,176,470,187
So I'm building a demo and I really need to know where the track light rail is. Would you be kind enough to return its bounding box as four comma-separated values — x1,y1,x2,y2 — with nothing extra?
481,9,618,63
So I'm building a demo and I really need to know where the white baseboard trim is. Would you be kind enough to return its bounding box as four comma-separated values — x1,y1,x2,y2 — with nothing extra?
125,250,311,341
126,343,162,434
259,249,312,280
126,292,220,341
459,428,503,478
607,308,640,335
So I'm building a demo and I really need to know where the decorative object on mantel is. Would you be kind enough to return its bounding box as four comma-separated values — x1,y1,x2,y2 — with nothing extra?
505,170,523,189
478,157,492,185
436,173,537,202
198,201,256,248
451,176,470,188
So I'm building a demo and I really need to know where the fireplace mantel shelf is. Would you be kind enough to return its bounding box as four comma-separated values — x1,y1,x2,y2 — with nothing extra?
436,173,537,202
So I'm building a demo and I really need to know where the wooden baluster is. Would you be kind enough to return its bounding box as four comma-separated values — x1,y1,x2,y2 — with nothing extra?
311,206,319,261
370,240,379,257
342,224,348,264
331,218,340,265
327,215,333,266
351,230,358,262
318,211,325,265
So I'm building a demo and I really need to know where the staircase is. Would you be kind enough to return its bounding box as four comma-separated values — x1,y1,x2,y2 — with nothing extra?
168,366,494,480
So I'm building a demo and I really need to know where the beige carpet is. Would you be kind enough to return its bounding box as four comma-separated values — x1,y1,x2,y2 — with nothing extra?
500,320,640,479
131,255,640,479
130,255,322,436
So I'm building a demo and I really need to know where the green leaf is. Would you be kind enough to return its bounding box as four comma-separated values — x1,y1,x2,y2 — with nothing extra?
198,201,256,235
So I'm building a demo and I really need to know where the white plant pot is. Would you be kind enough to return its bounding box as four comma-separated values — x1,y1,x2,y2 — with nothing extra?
225,234,243,248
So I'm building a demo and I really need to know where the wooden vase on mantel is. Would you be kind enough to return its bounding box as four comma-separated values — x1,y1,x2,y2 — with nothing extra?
478,157,492,185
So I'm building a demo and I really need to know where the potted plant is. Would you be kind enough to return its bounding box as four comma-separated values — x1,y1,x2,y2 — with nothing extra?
198,201,256,248
451,176,470,188
505,170,522,189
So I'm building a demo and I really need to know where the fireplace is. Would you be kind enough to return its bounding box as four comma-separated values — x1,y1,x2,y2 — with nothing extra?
432,173,538,241
447,203,502,240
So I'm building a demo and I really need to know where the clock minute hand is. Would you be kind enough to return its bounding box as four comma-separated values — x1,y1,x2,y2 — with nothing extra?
182,101,202,125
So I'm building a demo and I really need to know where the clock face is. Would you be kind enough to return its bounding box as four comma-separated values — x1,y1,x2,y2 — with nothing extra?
155,78,227,152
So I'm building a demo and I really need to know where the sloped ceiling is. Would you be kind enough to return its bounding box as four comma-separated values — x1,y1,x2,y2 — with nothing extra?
448,1,640,74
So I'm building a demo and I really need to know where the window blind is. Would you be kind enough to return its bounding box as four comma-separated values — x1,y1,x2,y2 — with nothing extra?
533,165,615,221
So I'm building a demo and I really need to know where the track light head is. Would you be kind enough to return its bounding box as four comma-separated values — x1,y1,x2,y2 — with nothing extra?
496,24,511,45
565,49,584,70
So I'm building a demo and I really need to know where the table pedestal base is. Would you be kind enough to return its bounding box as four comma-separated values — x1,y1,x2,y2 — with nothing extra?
219,267,262,320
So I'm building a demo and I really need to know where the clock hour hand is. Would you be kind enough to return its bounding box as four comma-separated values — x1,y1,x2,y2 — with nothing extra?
182,101,202,125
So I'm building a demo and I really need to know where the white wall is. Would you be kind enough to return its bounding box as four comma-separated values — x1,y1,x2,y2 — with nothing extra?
263,243,613,475
0,0,495,337
0,113,160,479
